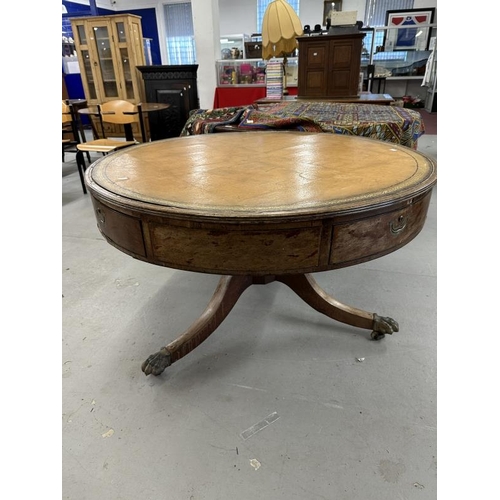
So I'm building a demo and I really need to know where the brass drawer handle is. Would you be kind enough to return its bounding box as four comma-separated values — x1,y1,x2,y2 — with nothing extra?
390,215,407,234
96,207,105,225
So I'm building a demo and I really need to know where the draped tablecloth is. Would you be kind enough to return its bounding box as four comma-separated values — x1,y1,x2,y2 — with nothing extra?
180,101,425,149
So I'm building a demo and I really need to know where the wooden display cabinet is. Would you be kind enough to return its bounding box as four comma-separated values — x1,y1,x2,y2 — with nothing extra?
70,14,146,138
297,33,365,98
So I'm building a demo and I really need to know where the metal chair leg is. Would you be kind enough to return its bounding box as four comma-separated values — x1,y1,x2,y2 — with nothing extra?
75,151,88,195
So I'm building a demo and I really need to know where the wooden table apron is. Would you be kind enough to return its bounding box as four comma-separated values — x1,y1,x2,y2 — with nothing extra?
85,132,437,376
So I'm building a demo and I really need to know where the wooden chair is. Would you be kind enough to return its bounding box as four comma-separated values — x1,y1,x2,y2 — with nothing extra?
62,101,75,159
62,100,89,194
75,100,146,191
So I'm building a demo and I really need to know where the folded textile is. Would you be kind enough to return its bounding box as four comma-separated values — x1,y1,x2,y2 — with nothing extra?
180,107,247,136
240,102,425,149
179,101,425,149
237,107,324,132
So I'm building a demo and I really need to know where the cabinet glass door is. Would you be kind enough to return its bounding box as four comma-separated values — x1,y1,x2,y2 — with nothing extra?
89,22,119,98
80,49,97,100
73,23,97,100
114,22,134,100
115,22,127,43
119,48,134,99
76,25,87,45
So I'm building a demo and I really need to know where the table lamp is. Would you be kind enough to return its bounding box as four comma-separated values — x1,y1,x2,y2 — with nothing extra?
262,0,303,95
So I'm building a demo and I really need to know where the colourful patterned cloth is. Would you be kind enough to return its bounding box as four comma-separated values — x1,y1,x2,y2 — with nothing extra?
181,107,247,136
180,102,425,149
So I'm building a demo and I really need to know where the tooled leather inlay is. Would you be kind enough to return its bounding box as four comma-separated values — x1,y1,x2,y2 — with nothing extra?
90,132,436,217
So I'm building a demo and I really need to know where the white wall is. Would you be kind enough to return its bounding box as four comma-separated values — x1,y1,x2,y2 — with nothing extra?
218,0,368,36
211,0,436,36
191,0,220,108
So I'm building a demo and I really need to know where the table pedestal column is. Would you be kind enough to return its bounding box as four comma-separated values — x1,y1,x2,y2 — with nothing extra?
141,274,399,376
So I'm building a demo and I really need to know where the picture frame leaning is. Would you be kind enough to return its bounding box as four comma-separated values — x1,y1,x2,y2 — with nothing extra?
384,8,435,51
323,1,343,26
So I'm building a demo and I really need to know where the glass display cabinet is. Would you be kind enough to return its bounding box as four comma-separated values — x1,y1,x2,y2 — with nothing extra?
360,22,437,105
70,14,146,106
216,58,298,87
217,59,266,86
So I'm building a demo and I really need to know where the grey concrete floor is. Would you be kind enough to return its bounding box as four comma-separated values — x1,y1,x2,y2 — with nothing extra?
62,133,437,500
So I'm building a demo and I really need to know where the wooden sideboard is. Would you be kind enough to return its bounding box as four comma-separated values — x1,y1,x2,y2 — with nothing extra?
297,32,365,99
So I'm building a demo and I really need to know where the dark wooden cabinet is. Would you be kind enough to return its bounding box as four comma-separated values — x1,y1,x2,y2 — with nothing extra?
137,65,199,140
297,33,365,98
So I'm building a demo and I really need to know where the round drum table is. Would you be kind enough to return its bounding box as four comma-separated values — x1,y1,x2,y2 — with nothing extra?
85,132,437,376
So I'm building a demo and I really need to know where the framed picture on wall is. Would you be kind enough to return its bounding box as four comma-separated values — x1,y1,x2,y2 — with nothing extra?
384,8,435,51
323,1,342,26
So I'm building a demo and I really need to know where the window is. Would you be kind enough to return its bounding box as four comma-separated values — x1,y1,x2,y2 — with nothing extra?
364,0,414,27
163,2,196,64
257,0,300,33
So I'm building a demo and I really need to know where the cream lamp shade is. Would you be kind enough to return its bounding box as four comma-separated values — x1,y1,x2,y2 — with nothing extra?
261,0,303,60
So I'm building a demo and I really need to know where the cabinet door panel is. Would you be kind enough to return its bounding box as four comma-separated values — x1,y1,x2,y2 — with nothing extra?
113,19,145,101
150,87,190,140
328,40,363,97
72,22,99,102
119,47,135,100
79,49,98,100
305,71,328,95
327,71,351,93
306,45,327,66
298,41,329,96
331,43,354,67
88,21,120,99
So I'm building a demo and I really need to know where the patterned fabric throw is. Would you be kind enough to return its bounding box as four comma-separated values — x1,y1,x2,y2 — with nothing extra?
180,102,425,149
181,107,247,136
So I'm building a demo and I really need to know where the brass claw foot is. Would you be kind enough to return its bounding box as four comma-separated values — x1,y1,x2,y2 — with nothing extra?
370,314,399,340
141,348,172,376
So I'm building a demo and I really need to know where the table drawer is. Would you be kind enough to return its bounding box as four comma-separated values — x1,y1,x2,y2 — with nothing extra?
330,193,431,265
91,198,146,258
148,223,322,274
